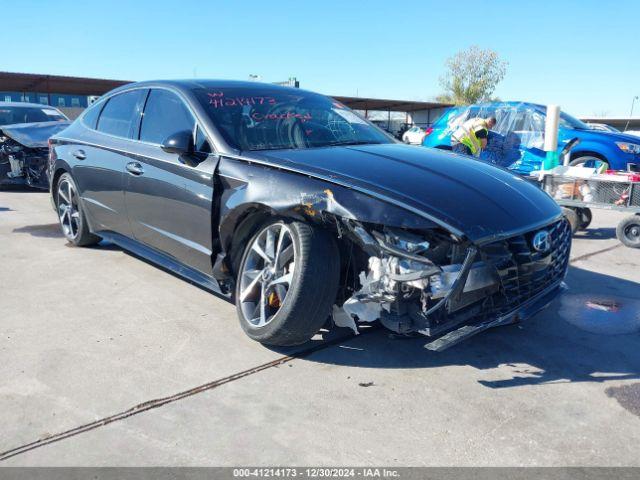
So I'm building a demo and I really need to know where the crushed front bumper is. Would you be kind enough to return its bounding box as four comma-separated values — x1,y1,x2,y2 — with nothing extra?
423,280,568,351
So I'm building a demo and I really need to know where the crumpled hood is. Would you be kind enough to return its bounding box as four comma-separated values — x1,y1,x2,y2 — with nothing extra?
251,143,561,242
0,121,71,148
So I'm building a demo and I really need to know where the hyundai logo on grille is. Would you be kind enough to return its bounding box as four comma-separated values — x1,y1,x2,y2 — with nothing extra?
532,230,551,252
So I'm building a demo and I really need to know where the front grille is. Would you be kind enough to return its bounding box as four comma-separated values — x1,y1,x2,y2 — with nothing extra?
481,218,571,313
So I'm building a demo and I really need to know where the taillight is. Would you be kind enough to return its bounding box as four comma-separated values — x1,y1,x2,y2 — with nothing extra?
423,127,433,137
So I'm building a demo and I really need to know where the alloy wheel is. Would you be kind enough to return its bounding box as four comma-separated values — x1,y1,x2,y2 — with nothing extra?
238,223,296,327
57,177,80,240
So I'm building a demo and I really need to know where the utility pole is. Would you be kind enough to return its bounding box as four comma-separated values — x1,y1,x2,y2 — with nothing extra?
625,96,639,132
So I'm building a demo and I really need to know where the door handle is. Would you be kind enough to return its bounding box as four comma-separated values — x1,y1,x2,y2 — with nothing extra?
126,162,144,176
72,149,86,160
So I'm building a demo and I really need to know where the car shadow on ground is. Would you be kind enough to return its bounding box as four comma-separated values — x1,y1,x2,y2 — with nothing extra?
12,222,63,238
283,265,640,391
0,185,47,193
574,227,617,240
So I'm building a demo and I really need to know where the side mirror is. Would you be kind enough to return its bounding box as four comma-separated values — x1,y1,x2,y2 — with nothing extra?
161,130,193,155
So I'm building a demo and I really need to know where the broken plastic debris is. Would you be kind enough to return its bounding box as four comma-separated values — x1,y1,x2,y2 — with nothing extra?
340,259,386,323
332,305,359,335
342,297,382,323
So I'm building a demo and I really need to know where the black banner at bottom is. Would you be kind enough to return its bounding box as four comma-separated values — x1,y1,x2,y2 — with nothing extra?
0,468,640,480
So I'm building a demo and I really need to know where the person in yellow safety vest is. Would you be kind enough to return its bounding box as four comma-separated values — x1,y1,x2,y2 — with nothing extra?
451,116,497,157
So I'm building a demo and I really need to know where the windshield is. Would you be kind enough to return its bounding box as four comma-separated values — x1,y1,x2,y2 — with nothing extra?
0,106,67,125
559,111,589,130
193,87,393,151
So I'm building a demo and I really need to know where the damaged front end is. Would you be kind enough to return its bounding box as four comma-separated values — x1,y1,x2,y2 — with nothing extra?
0,134,50,189
0,121,70,190
335,218,571,351
213,155,570,351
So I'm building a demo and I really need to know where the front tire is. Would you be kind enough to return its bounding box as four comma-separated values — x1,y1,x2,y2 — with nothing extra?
569,156,609,171
55,172,100,247
235,219,340,346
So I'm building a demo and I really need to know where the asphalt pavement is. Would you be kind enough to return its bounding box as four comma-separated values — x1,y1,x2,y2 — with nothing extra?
1,189,639,466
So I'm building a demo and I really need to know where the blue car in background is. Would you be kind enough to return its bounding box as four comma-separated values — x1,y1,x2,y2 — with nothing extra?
422,102,640,174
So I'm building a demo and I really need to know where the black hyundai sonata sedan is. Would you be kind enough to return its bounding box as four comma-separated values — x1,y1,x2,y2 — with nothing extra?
49,80,571,350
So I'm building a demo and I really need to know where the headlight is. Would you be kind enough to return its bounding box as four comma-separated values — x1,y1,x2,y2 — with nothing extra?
375,227,430,255
616,142,640,154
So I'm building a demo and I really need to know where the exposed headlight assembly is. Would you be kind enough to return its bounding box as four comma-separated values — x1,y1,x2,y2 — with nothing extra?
344,221,479,306
370,228,436,264
336,221,503,341
616,142,640,155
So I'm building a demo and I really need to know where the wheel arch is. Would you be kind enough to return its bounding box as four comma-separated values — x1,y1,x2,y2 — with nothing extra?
223,203,287,277
50,160,98,234
50,157,74,200
214,200,343,283
212,156,439,285
570,150,607,162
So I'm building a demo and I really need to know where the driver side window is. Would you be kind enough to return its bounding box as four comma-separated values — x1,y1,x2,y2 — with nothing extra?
140,89,195,145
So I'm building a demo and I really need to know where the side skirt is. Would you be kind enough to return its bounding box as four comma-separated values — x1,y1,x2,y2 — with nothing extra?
97,231,230,301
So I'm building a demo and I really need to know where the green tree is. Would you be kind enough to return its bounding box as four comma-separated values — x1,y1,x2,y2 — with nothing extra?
437,46,508,105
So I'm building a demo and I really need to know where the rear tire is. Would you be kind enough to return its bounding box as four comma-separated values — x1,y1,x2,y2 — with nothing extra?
616,215,640,248
55,172,100,247
235,218,340,346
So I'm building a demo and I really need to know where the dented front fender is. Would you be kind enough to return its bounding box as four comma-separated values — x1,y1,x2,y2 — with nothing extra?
216,156,438,251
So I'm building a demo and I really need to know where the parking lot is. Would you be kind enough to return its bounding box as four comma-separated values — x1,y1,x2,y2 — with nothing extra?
1,188,639,466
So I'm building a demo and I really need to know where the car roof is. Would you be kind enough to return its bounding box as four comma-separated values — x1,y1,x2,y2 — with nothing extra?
106,79,318,98
0,101,63,110
454,101,546,110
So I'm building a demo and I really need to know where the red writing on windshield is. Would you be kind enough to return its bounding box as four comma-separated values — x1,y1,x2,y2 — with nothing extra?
207,92,277,108
251,112,312,122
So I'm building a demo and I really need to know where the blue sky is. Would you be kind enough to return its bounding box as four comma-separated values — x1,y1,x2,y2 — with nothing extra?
4,0,638,117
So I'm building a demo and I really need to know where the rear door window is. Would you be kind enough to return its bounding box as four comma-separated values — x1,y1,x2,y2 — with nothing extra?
97,90,145,138
82,101,104,129
139,89,195,145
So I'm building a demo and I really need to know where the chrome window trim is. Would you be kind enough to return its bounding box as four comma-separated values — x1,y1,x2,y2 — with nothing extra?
79,84,216,155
